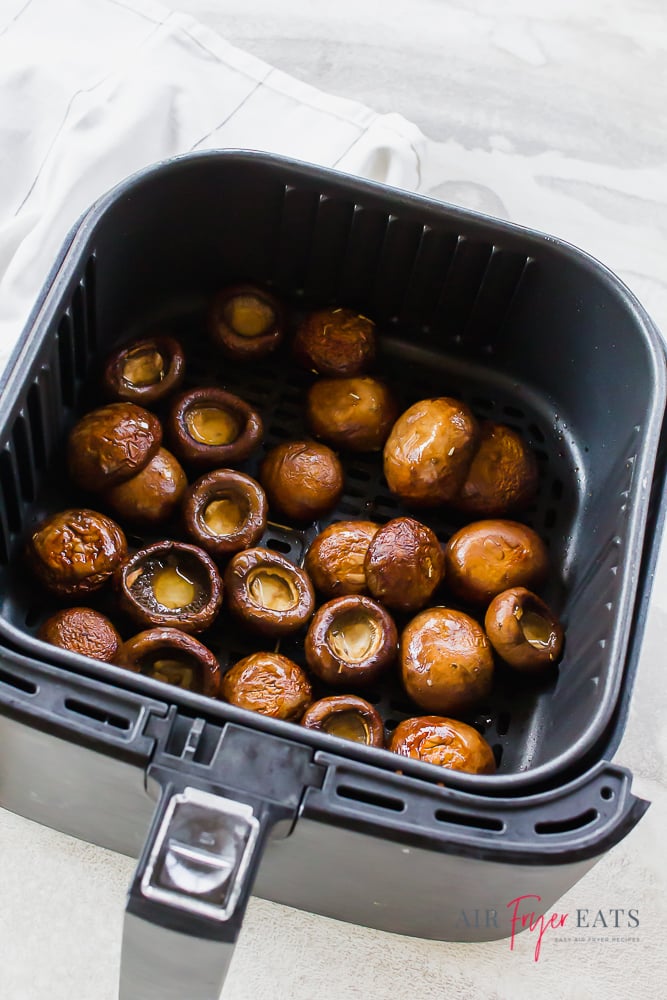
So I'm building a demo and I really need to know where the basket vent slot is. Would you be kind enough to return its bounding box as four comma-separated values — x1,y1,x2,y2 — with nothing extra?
12,415,36,502
336,783,405,813
57,312,77,407
399,224,459,325
303,195,355,303
26,380,48,469
434,808,504,832
0,450,22,533
274,185,320,294
369,215,424,321
337,204,390,308
0,667,37,695
430,237,493,340
535,808,598,835
64,697,131,731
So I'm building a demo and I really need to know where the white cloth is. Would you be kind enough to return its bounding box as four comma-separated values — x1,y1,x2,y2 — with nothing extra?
0,0,426,372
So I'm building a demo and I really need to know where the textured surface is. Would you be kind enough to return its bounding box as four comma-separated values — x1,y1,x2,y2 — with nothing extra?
1,1,666,999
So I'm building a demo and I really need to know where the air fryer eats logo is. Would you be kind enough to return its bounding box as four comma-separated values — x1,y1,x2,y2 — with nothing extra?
456,894,640,961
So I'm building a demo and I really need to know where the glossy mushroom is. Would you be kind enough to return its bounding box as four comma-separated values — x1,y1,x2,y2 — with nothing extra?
104,447,187,527
301,695,384,748
305,520,379,598
182,469,267,560
293,306,376,377
383,397,479,506
167,387,263,469
68,403,162,492
364,517,445,613
208,285,284,360
484,587,564,672
259,440,344,521
102,334,185,405
305,595,397,687
222,652,312,721
27,508,127,597
444,519,549,604
224,547,315,637
400,607,494,715
38,607,122,663
115,627,221,696
306,377,398,452
389,716,496,774
455,422,539,517
115,540,223,634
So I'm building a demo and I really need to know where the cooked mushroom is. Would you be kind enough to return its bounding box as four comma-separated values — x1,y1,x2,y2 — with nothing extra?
293,307,376,377
68,403,162,492
305,520,379,598
224,547,315,637
38,607,121,663
364,517,445,613
182,469,267,560
444,519,549,604
102,335,185,405
484,586,564,672
115,627,221,696
208,285,284,360
306,376,398,452
400,607,494,715
383,397,479,506
389,716,496,774
167,387,263,469
222,652,312,721
259,440,344,521
455,422,539,517
27,508,127,597
104,448,187,527
115,540,223,633
301,695,384,747
305,595,397,687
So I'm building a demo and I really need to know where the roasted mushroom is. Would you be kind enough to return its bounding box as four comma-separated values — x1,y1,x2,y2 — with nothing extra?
305,520,379,598
444,519,549,604
389,716,496,774
383,397,479,506
259,440,344,521
38,607,121,663
301,695,384,747
182,469,267,560
305,595,397,687
115,540,223,633
364,517,445,613
400,607,494,715
221,652,312,721
306,377,398,452
104,447,187,527
115,627,221,696
208,285,284,360
68,403,162,492
455,422,539,517
102,335,185,405
484,587,564,672
293,307,376,377
27,509,127,597
167,387,263,469
224,547,315,637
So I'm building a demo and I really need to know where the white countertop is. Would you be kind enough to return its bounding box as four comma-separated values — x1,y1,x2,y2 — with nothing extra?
0,2,666,998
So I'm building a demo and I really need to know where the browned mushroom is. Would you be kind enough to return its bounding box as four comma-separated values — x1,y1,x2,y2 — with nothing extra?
115,540,223,633
224,547,315,637
208,285,284,360
221,652,312,721
259,440,344,521
400,607,494,715
68,403,162,492
167,387,263,469
455,422,539,517
484,587,564,672
444,519,549,604
27,509,127,597
301,695,385,747
306,377,398,452
293,307,376,377
102,335,185,405
364,516,445,613
182,469,268,560
389,716,496,774
305,595,397,687
38,607,122,662
104,447,187,527
383,397,479,506
115,627,221,696
305,520,379,598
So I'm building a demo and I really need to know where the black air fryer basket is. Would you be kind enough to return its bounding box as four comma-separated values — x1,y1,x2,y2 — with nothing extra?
0,152,664,999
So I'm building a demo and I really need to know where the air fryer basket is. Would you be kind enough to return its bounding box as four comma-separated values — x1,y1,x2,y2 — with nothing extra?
0,153,664,996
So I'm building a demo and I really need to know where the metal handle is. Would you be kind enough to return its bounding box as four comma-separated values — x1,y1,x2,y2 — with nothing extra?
120,784,269,1000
